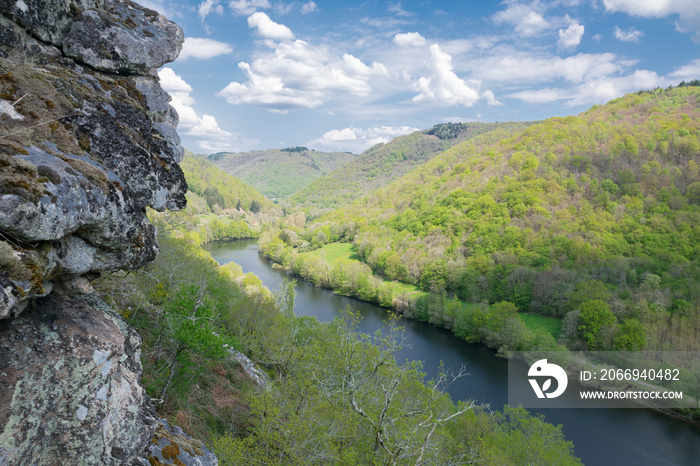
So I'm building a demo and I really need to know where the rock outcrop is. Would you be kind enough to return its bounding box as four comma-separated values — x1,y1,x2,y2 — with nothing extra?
0,0,191,464
0,0,186,317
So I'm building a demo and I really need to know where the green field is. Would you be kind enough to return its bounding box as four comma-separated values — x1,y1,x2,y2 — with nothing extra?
520,313,562,339
389,281,426,298
305,243,359,263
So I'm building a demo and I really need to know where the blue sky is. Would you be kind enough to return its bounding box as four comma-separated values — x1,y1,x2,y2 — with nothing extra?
140,0,700,154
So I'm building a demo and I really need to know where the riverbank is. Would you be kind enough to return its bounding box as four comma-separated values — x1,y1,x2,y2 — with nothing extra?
258,238,565,353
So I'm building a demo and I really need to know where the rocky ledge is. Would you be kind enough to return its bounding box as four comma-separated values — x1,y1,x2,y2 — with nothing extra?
0,0,195,464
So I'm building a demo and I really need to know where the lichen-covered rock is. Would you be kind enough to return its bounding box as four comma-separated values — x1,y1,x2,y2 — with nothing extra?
0,0,108,45
0,1,182,72
0,0,199,464
63,2,183,74
0,0,186,317
0,294,158,465
136,419,219,466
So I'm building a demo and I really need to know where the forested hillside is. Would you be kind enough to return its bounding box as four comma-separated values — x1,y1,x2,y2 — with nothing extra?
168,155,279,243
206,147,355,199
181,155,275,213
289,122,536,212
265,84,700,354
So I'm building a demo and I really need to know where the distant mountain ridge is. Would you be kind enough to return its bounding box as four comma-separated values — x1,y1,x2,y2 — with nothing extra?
205,148,355,199
288,121,537,211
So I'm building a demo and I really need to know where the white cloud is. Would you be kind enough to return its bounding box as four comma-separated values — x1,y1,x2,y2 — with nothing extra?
158,68,244,152
301,1,317,14
177,38,233,60
604,0,684,16
508,69,664,106
247,12,294,40
229,0,270,16
614,25,644,42
393,32,426,47
412,44,482,107
308,125,419,153
474,52,628,84
493,3,550,36
604,0,700,41
668,59,700,81
273,1,317,15
198,0,223,22
218,39,387,112
483,89,503,106
558,20,584,50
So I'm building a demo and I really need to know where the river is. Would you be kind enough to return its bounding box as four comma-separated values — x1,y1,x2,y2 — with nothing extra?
205,239,700,466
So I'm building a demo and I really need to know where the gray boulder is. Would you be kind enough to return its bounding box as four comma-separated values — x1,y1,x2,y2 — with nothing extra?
0,294,158,465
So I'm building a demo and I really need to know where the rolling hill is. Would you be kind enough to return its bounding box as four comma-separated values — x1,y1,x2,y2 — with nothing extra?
205,147,355,199
288,122,537,211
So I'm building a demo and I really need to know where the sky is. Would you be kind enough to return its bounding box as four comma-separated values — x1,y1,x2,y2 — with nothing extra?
139,0,700,154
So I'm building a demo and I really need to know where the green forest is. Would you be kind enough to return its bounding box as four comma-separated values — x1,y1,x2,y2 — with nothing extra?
96,220,580,465
167,155,279,245
288,122,536,213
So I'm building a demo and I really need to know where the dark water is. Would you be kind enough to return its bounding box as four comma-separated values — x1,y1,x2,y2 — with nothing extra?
206,240,700,466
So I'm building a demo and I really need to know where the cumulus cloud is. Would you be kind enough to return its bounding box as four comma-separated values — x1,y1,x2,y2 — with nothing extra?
308,125,419,153
493,3,550,36
393,32,426,47
158,68,245,152
558,20,584,50
604,0,700,41
412,44,482,107
614,25,644,42
218,39,387,113
219,40,388,113
248,12,295,40
229,0,270,16
177,38,233,60
508,69,663,106
483,89,503,106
